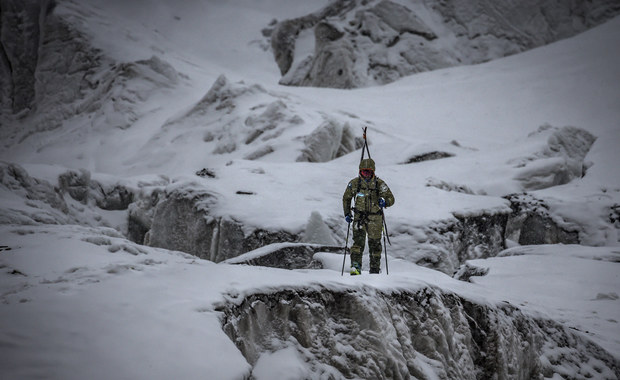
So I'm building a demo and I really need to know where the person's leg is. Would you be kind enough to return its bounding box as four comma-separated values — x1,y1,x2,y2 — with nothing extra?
350,223,366,275
368,216,383,273
368,239,382,273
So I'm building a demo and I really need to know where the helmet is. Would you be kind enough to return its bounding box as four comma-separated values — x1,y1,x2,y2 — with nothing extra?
359,158,375,179
359,158,375,171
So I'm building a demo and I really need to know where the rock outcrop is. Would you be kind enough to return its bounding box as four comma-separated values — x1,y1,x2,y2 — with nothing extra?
270,0,620,88
406,211,510,275
505,193,580,245
131,183,299,262
1,1,179,145
395,193,583,275
0,0,56,115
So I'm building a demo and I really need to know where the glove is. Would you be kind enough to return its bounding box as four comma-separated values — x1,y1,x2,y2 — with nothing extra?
345,214,352,224
378,198,386,208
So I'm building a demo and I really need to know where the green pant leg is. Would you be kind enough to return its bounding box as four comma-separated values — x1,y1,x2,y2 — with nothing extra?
350,223,366,270
367,216,383,273
368,238,382,272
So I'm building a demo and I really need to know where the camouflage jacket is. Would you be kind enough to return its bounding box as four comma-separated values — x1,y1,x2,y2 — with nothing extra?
343,176,395,217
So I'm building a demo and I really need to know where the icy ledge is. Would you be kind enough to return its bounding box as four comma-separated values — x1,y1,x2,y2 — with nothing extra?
218,286,619,380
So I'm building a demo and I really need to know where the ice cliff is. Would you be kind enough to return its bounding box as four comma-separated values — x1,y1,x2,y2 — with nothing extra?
219,285,619,379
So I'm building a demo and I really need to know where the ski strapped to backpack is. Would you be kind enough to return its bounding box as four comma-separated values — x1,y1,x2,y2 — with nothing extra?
360,126,372,162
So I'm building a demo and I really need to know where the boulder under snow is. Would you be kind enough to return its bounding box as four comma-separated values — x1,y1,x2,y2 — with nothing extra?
512,125,597,191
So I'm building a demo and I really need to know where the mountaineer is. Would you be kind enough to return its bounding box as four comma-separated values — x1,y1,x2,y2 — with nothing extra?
342,157,394,275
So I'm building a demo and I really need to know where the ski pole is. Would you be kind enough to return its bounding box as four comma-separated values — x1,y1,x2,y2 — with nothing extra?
381,211,390,275
341,221,351,276
383,229,389,275
381,210,391,246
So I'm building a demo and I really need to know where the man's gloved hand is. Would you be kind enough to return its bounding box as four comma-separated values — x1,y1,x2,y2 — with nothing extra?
345,214,352,224
378,198,386,208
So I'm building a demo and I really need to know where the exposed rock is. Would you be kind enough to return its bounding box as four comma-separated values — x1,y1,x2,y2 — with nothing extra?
434,0,619,50
270,0,620,88
405,210,509,274
402,151,454,164
506,193,580,245
224,243,342,270
367,1,436,40
140,183,300,262
240,229,299,260
127,186,164,245
401,192,583,274
90,182,134,211
4,3,101,136
518,214,580,246
195,168,216,178
611,204,620,225
2,3,180,144
295,22,359,89
145,186,218,259
454,212,508,263
270,0,358,76
0,0,55,114
127,203,151,245
244,244,323,269
219,286,619,379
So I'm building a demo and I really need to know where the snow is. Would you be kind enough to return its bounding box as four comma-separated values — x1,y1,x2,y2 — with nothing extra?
252,346,310,380
470,245,620,357
1,0,620,378
2,225,618,378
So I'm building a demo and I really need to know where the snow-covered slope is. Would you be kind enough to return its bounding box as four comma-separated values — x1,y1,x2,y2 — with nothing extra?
1,0,619,378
